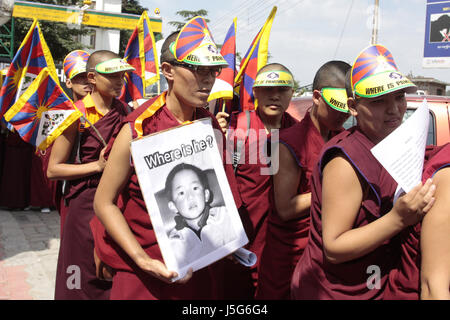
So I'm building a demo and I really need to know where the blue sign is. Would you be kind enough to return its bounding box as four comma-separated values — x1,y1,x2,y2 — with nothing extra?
423,0,450,68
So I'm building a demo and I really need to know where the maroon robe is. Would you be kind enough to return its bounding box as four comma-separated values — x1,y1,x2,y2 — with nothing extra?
224,110,298,298
56,186,69,235
384,143,450,300
291,127,402,300
256,112,333,299
0,129,5,184
54,98,129,300
90,95,243,300
29,151,54,208
0,131,32,209
38,144,68,234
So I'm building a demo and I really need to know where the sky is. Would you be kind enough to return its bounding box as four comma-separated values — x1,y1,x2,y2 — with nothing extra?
141,0,450,89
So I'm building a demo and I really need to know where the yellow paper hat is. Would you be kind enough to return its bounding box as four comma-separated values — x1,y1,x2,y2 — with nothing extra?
63,50,90,80
95,58,135,74
351,44,416,98
321,87,349,113
170,16,228,67
253,70,294,88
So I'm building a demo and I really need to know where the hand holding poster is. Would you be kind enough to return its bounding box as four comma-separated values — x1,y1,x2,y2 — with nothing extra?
131,118,248,281
371,99,430,193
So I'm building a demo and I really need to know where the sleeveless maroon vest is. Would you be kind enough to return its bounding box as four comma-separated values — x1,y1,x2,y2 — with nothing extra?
385,142,450,299
65,98,130,201
256,112,339,299
291,127,401,300
228,110,298,248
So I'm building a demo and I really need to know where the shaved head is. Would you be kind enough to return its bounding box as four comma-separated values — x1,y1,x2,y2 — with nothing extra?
87,50,120,72
312,60,351,91
345,69,353,98
160,31,180,64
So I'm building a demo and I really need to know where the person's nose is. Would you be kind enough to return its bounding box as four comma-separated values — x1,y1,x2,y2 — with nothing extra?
186,190,194,201
269,88,281,100
112,72,126,85
200,72,215,86
385,96,400,115
270,94,279,101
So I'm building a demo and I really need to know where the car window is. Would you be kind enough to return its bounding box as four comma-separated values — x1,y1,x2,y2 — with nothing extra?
342,109,436,145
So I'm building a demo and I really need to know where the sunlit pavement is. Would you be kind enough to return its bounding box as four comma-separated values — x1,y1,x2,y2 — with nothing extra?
0,209,60,300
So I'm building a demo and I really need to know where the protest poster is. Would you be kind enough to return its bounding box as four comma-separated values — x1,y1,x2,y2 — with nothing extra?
423,0,450,68
130,117,248,280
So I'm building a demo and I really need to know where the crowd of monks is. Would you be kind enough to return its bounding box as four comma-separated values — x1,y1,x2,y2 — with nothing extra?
0,128,54,212
1,15,449,301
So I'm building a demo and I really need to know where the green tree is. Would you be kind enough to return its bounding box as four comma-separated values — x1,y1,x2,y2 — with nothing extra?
236,52,243,65
120,0,148,57
119,1,164,56
293,79,300,92
13,0,92,64
11,0,158,62
168,10,209,31
122,0,146,14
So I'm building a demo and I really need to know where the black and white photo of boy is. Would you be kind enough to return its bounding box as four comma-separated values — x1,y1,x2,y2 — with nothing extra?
160,163,237,267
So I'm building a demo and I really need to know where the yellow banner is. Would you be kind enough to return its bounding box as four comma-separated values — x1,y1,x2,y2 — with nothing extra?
12,1,162,32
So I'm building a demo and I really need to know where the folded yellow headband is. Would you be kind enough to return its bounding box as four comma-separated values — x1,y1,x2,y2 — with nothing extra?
321,87,349,113
170,41,227,66
353,71,416,98
253,71,294,88
95,58,135,74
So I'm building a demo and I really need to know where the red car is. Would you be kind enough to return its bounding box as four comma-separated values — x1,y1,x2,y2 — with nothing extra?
287,95,450,146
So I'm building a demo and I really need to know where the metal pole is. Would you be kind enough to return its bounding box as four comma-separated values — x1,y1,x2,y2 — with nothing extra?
10,17,14,60
371,0,379,45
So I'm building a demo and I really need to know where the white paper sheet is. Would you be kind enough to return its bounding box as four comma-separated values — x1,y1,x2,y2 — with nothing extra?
371,99,429,193
232,248,257,267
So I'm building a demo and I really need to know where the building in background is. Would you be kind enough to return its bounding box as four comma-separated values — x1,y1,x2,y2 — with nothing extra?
6,0,162,59
412,76,449,96
81,0,121,54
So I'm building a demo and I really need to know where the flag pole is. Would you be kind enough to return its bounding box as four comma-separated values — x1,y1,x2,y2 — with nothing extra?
221,100,226,113
371,0,380,45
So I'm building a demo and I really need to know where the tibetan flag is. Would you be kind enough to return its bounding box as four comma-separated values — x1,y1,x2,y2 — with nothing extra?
4,68,82,151
235,7,277,111
0,19,57,120
120,11,159,103
208,18,237,103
